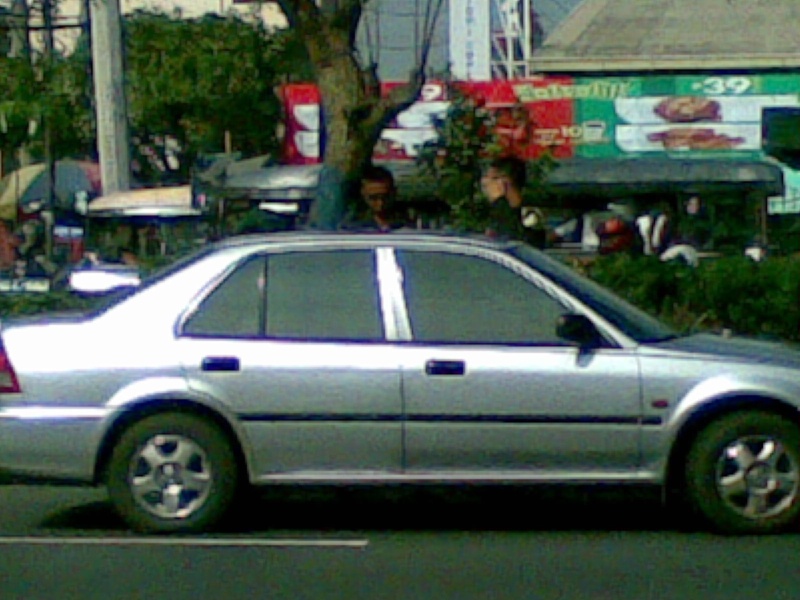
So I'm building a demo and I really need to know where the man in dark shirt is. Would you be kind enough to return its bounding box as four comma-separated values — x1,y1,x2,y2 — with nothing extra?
340,165,410,232
480,156,528,240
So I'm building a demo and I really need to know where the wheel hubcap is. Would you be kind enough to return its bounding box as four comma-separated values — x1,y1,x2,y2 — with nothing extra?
716,436,800,520
129,434,213,520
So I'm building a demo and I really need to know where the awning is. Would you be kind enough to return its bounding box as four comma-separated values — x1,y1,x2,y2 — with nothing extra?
211,161,439,203
545,158,785,198
88,186,200,218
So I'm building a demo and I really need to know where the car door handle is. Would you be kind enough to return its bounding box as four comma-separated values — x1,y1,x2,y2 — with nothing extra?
425,360,465,376
201,356,241,372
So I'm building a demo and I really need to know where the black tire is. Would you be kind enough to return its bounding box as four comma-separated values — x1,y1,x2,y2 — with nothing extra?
685,411,800,534
107,412,240,533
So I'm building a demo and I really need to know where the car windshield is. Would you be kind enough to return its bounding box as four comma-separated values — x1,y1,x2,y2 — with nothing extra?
508,244,677,343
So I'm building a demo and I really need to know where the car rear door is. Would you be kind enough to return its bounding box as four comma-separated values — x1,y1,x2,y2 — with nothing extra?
394,247,643,479
178,247,403,480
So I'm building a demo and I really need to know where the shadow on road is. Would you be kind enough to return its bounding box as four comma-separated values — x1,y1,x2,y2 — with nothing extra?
38,484,692,534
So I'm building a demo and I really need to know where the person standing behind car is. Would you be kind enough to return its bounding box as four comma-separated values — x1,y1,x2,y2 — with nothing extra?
480,156,529,241
340,165,410,232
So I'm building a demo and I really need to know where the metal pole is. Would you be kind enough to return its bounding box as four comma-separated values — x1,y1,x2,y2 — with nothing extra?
42,0,56,259
523,0,532,77
90,0,131,196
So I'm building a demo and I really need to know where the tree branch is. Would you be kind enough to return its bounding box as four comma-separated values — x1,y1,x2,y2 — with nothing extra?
371,0,446,130
274,0,320,29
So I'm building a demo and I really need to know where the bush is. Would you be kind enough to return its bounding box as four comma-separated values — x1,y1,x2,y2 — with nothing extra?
585,254,800,342
0,291,100,317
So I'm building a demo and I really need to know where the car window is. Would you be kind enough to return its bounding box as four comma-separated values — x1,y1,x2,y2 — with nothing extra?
398,250,568,345
508,244,677,342
265,250,383,341
182,256,265,338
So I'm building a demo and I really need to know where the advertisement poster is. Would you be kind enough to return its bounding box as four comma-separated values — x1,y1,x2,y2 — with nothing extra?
571,75,800,158
280,77,575,164
281,73,800,162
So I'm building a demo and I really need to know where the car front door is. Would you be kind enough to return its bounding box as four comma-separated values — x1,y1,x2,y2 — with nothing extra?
394,248,643,479
178,248,403,481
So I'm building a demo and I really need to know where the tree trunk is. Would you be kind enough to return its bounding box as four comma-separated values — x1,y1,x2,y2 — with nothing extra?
281,0,437,227
310,43,378,179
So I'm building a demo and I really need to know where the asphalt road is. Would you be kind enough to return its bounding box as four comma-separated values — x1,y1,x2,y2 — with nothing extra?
1,484,799,600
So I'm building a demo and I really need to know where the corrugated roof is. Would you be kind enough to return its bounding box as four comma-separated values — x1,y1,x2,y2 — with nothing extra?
535,0,800,71
88,185,198,217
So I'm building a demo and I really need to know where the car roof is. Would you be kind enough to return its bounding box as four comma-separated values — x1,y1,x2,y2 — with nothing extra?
208,229,522,253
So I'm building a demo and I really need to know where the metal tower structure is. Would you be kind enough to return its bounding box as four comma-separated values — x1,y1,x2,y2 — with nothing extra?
490,0,537,79
450,0,540,81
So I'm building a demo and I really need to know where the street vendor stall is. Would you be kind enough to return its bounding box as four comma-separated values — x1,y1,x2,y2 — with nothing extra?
85,185,209,261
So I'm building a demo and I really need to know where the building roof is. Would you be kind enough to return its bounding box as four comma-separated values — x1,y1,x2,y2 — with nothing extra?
535,0,800,72
88,185,198,218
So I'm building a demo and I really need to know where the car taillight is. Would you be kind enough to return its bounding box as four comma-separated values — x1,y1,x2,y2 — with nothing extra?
0,342,20,393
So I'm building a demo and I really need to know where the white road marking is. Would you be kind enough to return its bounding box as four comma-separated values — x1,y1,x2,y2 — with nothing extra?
0,536,369,549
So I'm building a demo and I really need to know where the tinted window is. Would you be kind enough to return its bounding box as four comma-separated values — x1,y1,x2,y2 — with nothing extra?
183,256,265,337
508,244,676,342
399,250,567,344
265,250,382,341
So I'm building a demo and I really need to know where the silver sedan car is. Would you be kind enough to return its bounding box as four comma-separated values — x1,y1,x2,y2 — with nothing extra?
1,232,800,534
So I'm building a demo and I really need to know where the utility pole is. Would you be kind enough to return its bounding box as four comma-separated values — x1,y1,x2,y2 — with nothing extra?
9,0,32,170
9,0,30,60
41,0,56,259
90,0,130,195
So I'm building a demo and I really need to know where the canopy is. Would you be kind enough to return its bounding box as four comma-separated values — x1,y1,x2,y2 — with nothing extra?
0,160,102,221
545,158,785,198
216,161,437,203
88,186,199,218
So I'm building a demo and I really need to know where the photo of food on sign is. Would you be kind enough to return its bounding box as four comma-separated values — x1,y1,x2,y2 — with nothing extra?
614,95,800,125
653,96,721,122
646,127,746,150
616,123,758,152
612,94,800,153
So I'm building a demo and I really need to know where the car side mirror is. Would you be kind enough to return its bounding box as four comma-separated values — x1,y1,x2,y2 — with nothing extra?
556,313,603,349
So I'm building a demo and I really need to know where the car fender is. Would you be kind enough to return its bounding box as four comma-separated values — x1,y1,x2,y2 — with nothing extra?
100,376,256,475
665,373,800,439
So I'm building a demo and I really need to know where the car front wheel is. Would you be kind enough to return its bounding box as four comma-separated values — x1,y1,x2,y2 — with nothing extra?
685,410,800,534
107,412,240,533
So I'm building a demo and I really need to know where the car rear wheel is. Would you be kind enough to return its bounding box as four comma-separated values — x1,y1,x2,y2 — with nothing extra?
107,412,239,533
685,411,800,534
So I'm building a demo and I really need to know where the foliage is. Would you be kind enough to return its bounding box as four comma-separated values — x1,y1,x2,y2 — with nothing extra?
417,89,554,232
265,26,314,82
0,49,94,166
0,290,98,316
585,254,800,342
416,91,496,230
123,10,284,184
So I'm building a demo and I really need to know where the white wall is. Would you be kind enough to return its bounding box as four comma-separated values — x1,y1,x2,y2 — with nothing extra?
28,0,285,55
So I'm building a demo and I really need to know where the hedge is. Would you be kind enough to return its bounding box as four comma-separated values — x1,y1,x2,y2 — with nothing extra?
583,254,800,342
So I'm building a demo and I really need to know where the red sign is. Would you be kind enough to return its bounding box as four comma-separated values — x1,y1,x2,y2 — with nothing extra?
280,77,576,164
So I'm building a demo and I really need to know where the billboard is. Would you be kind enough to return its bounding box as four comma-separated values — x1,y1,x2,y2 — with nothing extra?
281,73,800,162
280,77,575,163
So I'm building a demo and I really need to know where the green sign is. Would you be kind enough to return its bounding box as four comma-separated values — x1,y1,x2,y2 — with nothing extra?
565,73,800,160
